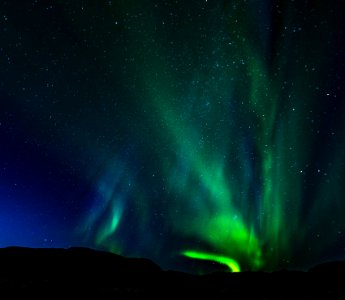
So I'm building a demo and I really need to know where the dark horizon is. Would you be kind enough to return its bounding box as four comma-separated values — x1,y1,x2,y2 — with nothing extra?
1,246,345,298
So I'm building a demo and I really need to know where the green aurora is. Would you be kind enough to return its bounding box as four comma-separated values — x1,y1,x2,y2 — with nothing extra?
74,0,345,272
182,250,241,272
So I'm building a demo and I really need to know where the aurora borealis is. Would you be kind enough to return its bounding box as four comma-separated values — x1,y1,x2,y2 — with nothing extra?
1,0,345,273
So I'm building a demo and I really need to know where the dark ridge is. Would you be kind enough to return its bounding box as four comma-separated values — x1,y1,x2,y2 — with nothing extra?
308,260,345,273
0,246,345,298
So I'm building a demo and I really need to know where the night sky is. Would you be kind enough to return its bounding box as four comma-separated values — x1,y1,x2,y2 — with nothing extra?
1,0,345,273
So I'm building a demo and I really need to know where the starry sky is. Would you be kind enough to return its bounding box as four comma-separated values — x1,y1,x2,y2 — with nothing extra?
1,0,345,273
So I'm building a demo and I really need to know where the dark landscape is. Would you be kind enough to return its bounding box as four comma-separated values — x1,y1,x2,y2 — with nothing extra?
0,247,344,299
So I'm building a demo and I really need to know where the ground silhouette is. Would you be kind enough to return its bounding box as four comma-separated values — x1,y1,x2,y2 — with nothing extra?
0,246,344,298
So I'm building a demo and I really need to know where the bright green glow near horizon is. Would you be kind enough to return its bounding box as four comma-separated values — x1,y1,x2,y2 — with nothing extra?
96,201,123,245
182,251,241,273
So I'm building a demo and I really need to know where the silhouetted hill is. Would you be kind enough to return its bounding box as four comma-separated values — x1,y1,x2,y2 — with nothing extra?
309,260,345,273
0,247,344,298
